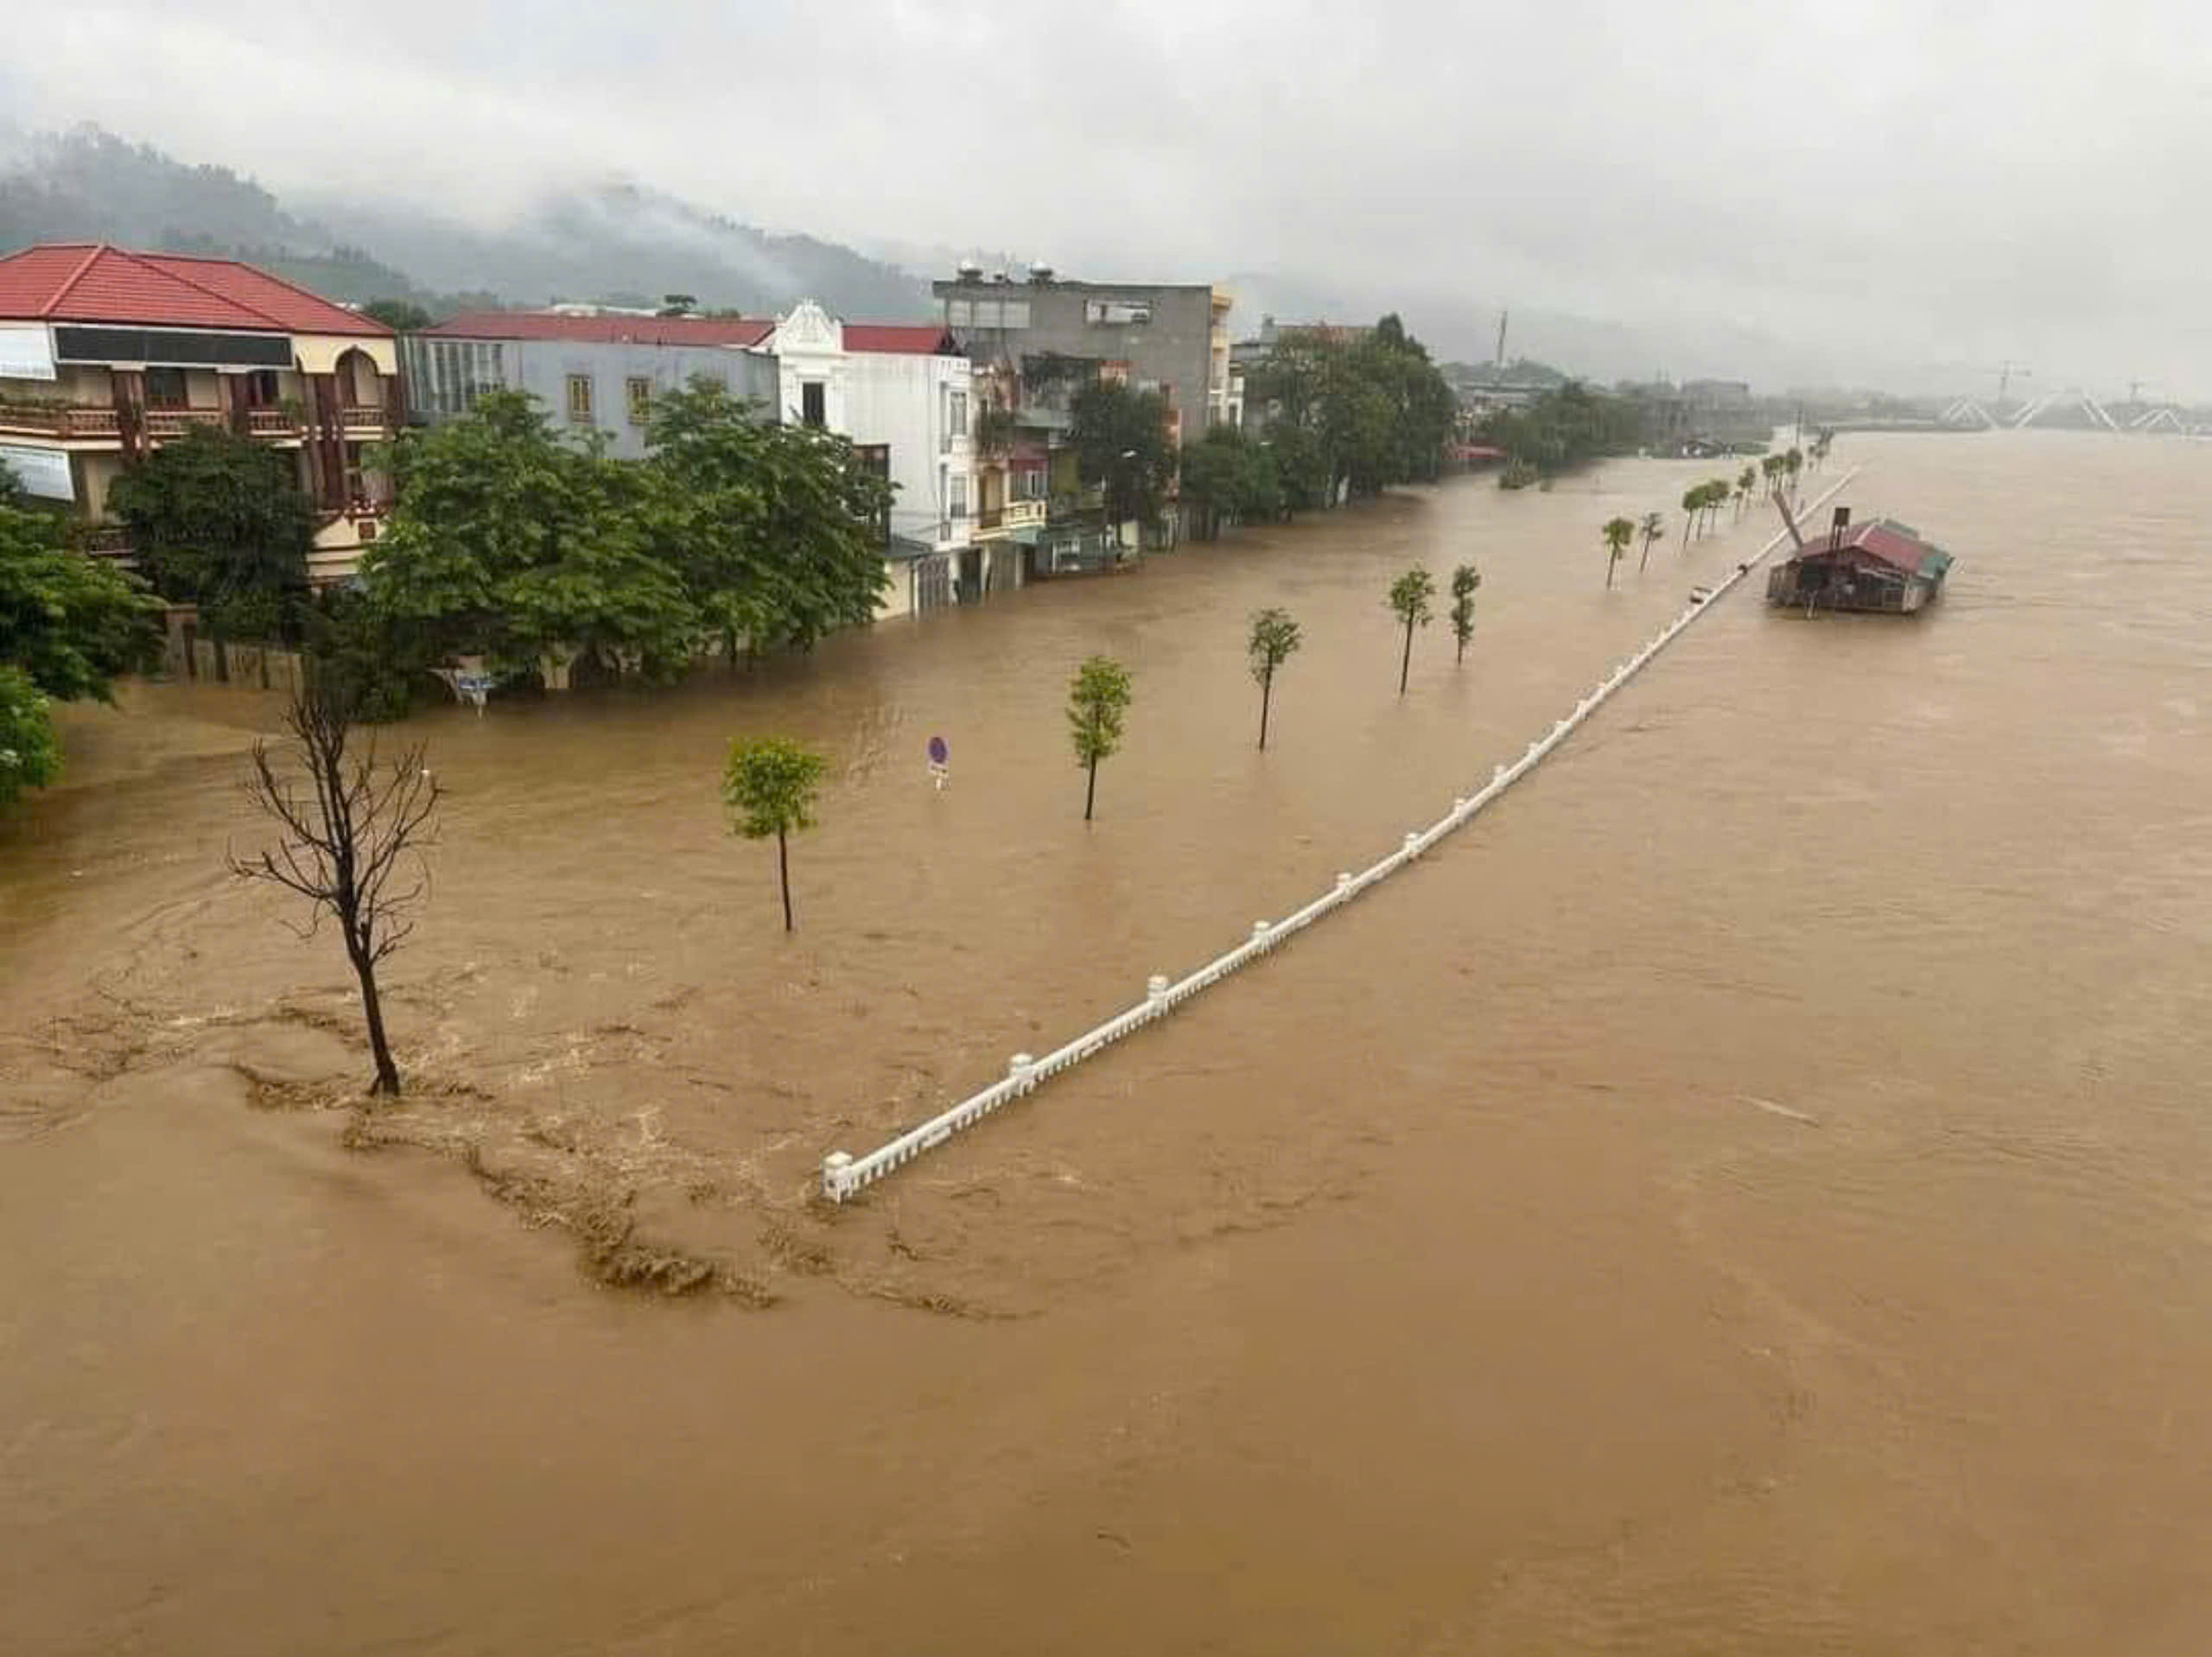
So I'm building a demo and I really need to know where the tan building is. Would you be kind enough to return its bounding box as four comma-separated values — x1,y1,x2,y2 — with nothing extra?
0,244,400,585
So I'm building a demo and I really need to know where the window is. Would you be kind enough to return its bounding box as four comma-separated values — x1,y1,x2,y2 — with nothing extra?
949,473,968,519
801,380,826,428
972,300,1001,328
343,441,365,504
566,373,594,422
626,377,653,426
1084,300,1152,326
1015,466,1046,502
1001,301,1030,329
144,366,188,408
244,369,280,407
948,388,968,438
853,443,892,544
946,300,972,327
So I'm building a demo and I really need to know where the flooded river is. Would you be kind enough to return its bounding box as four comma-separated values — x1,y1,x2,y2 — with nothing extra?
5,432,2210,1652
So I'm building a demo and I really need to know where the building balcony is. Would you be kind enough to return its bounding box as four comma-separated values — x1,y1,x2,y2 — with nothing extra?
341,404,389,434
246,408,300,437
79,524,133,559
143,407,230,438
0,403,122,440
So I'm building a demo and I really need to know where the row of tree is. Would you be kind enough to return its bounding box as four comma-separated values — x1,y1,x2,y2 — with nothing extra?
1597,439,1829,587
1482,382,1645,484
1170,315,1457,539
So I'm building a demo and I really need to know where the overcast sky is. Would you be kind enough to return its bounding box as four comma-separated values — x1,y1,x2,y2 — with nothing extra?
8,0,2209,395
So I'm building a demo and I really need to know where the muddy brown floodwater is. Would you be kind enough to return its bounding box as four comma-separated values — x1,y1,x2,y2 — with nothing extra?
4,432,2211,1653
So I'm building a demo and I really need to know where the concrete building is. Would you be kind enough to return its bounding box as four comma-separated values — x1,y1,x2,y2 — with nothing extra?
403,311,781,460
0,243,400,585
931,266,1233,563
764,301,994,619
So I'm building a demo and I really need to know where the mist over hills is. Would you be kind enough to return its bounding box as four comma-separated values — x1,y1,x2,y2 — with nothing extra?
1,123,1922,395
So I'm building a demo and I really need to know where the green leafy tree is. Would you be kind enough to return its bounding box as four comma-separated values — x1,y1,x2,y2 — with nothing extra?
1481,381,1644,479
365,390,692,681
232,670,441,1095
646,378,893,657
0,505,162,703
722,736,827,932
107,425,314,664
1602,516,1635,589
1448,562,1482,663
1179,427,1247,542
1784,447,1804,494
1637,511,1665,571
360,298,434,332
1239,439,1285,524
1263,422,1330,514
1246,607,1301,750
1737,465,1757,517
1761,454,1786,498
1066,654,1133,822
1681,486,1704,547
1387,566,1435,694
0,666,63,807
1069,380,1176,533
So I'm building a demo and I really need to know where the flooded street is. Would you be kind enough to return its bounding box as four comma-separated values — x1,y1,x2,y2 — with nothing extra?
5,431,2211,1652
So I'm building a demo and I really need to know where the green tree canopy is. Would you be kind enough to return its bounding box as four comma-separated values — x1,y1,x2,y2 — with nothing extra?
0,667,63,808
645,377,891,656
723,735,827,930
1066,653,1133,821
1481,382,1643,479
1448,562,1482,662
106,425,314,632
1069,379,1177,529
1388,566,1435,694
364,390,691,679
1602,516,1635,588
1246,606,1301,750
0,504,161,702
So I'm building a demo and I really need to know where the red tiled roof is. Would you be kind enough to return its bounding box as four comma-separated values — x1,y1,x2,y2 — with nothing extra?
137,251,390,335
842,323,959,355
0,243,387,334
424,311,773,347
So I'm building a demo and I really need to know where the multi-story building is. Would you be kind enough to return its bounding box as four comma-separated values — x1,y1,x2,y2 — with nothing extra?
401,311,782,460
931,266,1234,567
404,300,999,621
0,243,401,584
763,301,992,616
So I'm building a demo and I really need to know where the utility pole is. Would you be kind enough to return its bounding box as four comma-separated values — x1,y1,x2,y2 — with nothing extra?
1494,308,1508,372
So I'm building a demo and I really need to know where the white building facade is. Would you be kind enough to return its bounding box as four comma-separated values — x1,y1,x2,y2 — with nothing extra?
767,301,1012,619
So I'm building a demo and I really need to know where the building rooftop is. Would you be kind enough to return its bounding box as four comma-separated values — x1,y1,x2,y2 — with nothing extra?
842,323,959,355
423,311,775,347
1809,517,1955,578
0,243,391,335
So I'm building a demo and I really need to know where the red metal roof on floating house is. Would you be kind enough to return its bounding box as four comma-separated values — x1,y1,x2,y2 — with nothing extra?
0,243,391,334
423,311,774,347
1811,517,1955,578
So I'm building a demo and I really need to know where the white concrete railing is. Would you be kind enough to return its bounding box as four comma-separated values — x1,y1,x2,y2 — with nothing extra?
821,468,1861,1202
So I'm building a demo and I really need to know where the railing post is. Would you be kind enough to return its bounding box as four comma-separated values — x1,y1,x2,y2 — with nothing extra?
822,1150,853,1202
1337,872,1353,894
1403,830,1421,859
1010,1052,1035,1086
1147,974,1169,1007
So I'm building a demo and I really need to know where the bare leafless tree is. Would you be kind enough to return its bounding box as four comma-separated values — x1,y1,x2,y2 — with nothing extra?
231,672,440,1095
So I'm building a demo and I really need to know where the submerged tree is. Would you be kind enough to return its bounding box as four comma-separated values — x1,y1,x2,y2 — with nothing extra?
1387,566,1435,694
722,736,827,932
231,672,441,1095
1602,517,1635,589
1066,654,1133,821
1448,563,1482,663
1637,511,1665,572
1246,607,1302,750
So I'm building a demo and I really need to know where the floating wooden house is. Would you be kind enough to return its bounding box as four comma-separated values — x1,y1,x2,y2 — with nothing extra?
1767,505,1954,613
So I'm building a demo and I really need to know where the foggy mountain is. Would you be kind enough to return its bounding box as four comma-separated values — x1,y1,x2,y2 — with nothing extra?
0,125,929,321
1,124,1929,396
